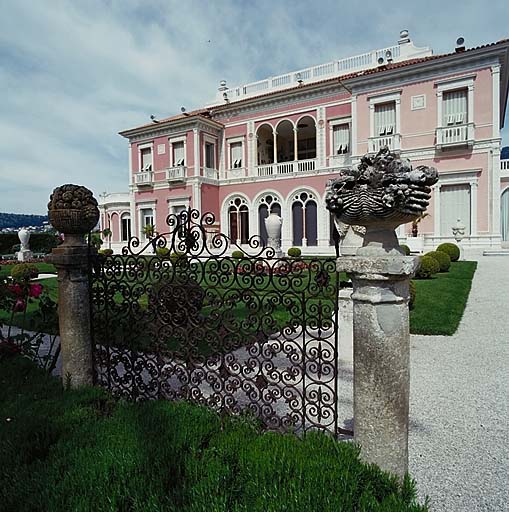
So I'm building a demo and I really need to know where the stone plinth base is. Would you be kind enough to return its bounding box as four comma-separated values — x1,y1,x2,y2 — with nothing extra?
336,255,419,479
17,250,33,262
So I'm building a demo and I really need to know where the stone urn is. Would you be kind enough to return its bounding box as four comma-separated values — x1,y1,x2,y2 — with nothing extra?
18,228,30,251
326,148,438,256
47,184,100,245
452,218,466,261
17,228,33,261
264,212,283,257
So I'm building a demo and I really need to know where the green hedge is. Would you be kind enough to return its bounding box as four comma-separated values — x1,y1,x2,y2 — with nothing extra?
0,357,428,512
0,233,59,255
436,243,460,262
424,251,451,272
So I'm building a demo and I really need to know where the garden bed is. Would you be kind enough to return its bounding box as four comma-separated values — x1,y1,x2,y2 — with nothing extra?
0,356,428,511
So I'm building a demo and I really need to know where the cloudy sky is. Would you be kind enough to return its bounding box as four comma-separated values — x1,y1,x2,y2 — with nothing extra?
1,0,508,214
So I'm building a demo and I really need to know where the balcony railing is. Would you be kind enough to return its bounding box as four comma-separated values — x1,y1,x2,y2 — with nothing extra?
134,171,153,186
368,134,401,153
255,159,316,177
501,159,509,177
166,166,186,182
436,123,474,149
203,167,219,179
329,154,352,168
216,42,434,103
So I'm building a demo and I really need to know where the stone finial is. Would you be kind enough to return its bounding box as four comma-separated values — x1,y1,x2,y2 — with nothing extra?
325,148,438,255
47,184,99,237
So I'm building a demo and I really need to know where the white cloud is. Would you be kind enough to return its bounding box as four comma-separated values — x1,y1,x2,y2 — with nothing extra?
0,0,508,213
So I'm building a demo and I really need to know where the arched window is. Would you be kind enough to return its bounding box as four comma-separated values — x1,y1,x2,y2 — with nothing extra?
257,194,282,244
296,116,316,161
291,191,317,246
228,197,249,244
121,213,131,242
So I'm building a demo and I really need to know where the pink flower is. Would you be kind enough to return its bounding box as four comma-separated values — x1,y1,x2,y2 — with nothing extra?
13,298,26,312
29,283,43,298
7,284,23,296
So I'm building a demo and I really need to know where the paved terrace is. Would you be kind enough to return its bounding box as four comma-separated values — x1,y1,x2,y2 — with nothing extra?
409,255,509,511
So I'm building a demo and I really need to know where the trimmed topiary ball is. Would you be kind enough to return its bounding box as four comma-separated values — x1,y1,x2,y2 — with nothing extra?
287,247,302,258
424,250,451,272
400,244,411,255
231,250,244,259
170,251,187,266
416,255,439,279
155,247,170,257
11,263,39,283
437,242,460,262
409,280,416,309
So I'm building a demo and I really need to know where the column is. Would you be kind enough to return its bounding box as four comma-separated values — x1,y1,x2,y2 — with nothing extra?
317,107,326,168
46,185,99,388
337,256,419,479
273,130,278,164
351,96,358,157
193,128,200,177
293,127,299,170
395,98,401,150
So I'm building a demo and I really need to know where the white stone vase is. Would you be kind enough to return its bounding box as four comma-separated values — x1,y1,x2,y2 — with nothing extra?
264,213,283,257
18,228,30,251
17,228,33,261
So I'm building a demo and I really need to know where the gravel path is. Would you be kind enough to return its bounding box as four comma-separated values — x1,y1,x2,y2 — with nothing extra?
409,256,509,511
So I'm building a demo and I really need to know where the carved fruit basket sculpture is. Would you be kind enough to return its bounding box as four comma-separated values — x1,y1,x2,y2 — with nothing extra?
47,184,100,234
325,148,438,255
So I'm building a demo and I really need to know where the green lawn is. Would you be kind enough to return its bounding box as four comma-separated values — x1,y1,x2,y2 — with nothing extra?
0,356,427,512
1,260,477,339
410,261,477,335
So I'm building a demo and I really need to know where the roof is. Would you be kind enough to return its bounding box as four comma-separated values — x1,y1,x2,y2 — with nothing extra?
118,109,223,137
120,39,509,136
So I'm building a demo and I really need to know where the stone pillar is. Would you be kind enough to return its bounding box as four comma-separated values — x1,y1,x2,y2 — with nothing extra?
46,184,99,388
325,148,438,479
337,256,418,479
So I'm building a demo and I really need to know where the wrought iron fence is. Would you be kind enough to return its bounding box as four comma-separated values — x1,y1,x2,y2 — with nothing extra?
89,209,350,436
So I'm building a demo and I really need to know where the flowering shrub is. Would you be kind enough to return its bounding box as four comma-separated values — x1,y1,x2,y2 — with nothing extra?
0,265,59,371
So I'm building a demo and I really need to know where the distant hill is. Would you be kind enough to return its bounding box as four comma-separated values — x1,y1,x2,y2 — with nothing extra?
0,212,48,230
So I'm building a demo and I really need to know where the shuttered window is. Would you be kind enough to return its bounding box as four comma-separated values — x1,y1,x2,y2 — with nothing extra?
440,184,471,236
374,102,396,136
332,124,350,154
140,148,152,171
230,142,242,168
173,142,185,166
443,89,467,125
205,142,215,169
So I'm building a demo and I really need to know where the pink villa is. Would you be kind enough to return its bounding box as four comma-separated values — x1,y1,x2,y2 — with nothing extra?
99,31,509,254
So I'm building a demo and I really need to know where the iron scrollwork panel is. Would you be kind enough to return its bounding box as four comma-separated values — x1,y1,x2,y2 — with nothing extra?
90,209,343,436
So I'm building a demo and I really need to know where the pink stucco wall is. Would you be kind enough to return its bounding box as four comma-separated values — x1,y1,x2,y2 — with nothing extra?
356,67,494,153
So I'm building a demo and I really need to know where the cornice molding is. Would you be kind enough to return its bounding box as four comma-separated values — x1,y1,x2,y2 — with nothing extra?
211,83,348,121
125,118,223,143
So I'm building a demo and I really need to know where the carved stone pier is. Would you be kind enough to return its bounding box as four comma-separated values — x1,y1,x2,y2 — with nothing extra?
46,185,99,388
326,148,438,479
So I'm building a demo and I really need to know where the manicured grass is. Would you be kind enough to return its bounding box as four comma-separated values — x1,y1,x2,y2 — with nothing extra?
0,356,428,512
410,261,477,336
0,262,56,278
